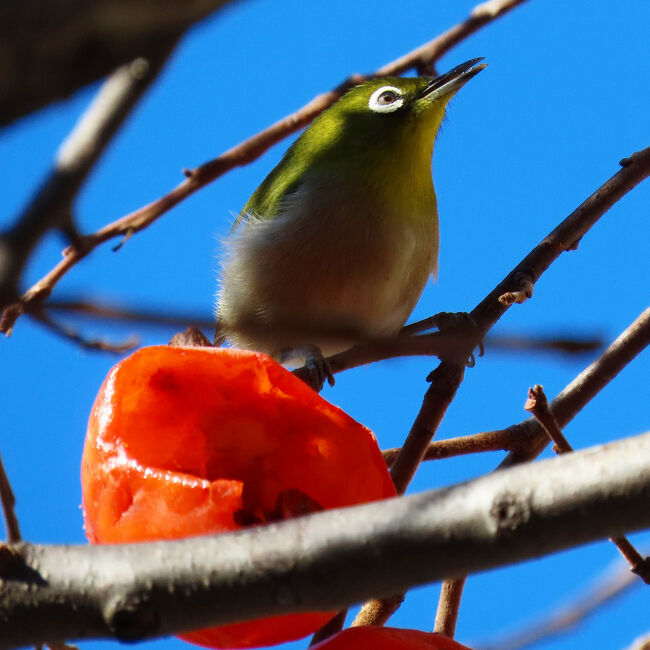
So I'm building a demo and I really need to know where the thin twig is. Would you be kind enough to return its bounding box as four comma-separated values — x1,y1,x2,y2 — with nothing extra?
434,578,466,638
0,0,529,334
382,428,523,466
502,306,650,468
308,611,347,647
525,384,650,584
352,594,405,628
30,308,138,354
44,296,602,361
524,385,573,453
0,451,21,543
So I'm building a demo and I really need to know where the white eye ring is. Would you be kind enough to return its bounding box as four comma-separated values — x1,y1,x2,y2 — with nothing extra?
368,86,404,113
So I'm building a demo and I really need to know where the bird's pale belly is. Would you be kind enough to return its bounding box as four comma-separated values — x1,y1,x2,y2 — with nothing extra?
218,207,438,357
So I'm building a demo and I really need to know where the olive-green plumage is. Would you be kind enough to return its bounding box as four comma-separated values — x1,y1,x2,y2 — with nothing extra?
218,59,486,364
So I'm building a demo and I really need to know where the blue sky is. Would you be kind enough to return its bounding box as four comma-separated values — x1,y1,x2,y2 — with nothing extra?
1,1,649,649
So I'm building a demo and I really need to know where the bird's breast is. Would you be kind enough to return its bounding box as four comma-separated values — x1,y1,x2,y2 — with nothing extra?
218,180,439,355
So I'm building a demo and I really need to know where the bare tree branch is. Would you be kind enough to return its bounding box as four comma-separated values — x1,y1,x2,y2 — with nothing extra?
525,384,650,583
42,297,603,360
382,429,523,466
366,303,650,624
3,431,650,648
0,0,235,127
501,305,650,468
29,308,138,354
0,0,530,331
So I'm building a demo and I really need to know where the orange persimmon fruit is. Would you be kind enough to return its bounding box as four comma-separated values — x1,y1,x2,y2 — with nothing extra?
310,627,473,650
81,345,396,648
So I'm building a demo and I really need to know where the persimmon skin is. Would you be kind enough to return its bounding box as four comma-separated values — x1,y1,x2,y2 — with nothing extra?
81,346,396,648
310,627,473,650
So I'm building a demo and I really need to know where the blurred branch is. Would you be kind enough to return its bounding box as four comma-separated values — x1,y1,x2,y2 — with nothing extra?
500,305,650,468
29,308,138,354
486,332,603,355
478,557,642,650
3,431,650,647
0,0,529,333
0,0,236,127
43,297,603,360
0,450,21,544
525,384,650,583
0,40,177,309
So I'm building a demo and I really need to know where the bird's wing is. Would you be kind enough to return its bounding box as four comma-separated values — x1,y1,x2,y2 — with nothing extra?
231,145,305,230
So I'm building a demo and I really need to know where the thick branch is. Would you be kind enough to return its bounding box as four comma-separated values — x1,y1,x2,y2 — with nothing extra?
2,432,650,648
0,0,235,127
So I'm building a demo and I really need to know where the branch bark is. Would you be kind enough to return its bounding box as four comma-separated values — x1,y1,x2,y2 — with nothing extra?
0,0,235,127
2,432,650,648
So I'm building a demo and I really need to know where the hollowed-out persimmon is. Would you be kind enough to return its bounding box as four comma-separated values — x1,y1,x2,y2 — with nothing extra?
310,627,472,649
81,346,396,648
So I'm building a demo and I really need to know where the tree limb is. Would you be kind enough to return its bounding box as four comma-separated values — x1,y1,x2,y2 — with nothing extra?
2,431,650,648
0,0,235,127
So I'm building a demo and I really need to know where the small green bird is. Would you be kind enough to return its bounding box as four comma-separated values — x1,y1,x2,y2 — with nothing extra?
217,58,486,387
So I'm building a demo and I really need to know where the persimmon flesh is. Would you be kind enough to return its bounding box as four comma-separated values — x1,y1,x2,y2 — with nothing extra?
81,346,396,648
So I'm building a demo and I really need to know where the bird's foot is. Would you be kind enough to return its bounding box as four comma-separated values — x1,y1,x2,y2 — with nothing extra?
286,345,335,392
425,312,484,376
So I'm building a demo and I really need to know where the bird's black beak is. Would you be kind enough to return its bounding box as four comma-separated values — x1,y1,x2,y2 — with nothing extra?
420,58,487,100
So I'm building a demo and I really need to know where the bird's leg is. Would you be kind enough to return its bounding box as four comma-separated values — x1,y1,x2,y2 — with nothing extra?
405,311,484,375
285,344,335,392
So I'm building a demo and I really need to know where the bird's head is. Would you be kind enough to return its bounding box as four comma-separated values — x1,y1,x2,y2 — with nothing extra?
300,58,487,166
241,59,486,219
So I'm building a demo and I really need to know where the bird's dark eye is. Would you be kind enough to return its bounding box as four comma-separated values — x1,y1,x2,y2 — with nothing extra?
377,90,398,104
368,86,404,113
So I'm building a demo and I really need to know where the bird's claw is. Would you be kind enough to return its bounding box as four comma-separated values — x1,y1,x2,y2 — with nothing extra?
429,311,484,370
286,345,335,392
